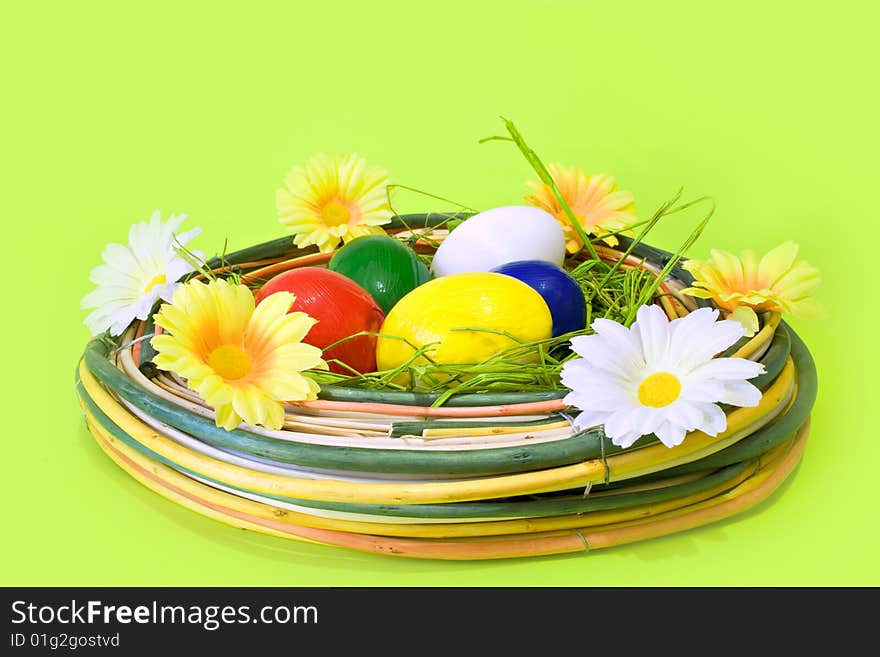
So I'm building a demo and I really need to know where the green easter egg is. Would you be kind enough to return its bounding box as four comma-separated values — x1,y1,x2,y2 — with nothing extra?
328,236,432,314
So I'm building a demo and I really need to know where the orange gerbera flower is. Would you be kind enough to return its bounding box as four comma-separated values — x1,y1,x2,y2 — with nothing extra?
525,163,638,252
682,242,822,334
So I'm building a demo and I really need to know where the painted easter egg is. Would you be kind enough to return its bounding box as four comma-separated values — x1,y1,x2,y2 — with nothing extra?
254,268,385,374
376,272,553,371
491,260,587,337
328,235,432,314
431,206,565,277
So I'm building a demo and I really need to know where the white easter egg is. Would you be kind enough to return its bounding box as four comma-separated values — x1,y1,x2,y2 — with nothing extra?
431,206,566,277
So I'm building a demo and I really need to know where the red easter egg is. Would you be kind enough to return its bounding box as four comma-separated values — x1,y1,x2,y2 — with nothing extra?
254,267,385,374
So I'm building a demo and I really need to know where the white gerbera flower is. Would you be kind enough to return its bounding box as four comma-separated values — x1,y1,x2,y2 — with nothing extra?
81,211,202,336
561,304,766,448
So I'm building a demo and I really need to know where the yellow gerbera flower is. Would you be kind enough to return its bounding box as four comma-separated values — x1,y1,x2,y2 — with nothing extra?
151,278,326,431
682,242,822,328
524,163,638,252
276,153,393,253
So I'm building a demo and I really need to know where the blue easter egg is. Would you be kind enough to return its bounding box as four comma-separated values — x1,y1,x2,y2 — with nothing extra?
491,260,587,337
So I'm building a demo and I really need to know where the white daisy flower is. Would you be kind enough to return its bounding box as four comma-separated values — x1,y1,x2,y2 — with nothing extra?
81,211,202,337
561,304,765,448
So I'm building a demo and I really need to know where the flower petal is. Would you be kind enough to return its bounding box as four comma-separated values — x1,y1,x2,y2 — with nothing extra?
654,420,687,448
667,307,720,367
688,357,765,382
259,371,319,402
716,380,763,407
214,403,242,431
569,409,610,432
678,315,745,368
568,332,641,381
692,402,728,436
585,318,645,373
610,428,643,449
603,409,637,443
728,306,760,337
633,304,671,366
758,241,799,287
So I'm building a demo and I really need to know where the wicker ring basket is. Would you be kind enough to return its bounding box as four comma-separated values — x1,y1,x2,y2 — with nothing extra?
75,214,817,560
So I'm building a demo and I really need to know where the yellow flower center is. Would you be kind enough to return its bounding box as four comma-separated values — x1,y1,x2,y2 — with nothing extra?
208,344,252,380
637,372,681,408
143,273,167,293
321,200,351,226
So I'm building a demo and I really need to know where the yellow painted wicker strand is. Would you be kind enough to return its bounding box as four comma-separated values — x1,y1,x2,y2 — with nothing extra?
86,406,799,539
78,355,795,505
87,416,809,560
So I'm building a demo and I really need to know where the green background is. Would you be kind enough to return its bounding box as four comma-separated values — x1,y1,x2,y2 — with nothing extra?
2,0,877,586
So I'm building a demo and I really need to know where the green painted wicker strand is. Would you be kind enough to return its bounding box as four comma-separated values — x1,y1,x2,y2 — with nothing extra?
82,322,790,476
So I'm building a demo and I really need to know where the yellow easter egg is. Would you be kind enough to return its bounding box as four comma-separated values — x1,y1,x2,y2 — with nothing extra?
376,272,553,371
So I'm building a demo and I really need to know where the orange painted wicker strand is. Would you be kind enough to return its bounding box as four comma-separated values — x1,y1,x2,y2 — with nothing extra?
291,397,568,417
91,418,809,560
239,252,333,285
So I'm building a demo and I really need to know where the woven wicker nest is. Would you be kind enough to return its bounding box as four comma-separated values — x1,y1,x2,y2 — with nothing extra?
75,215,816,560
